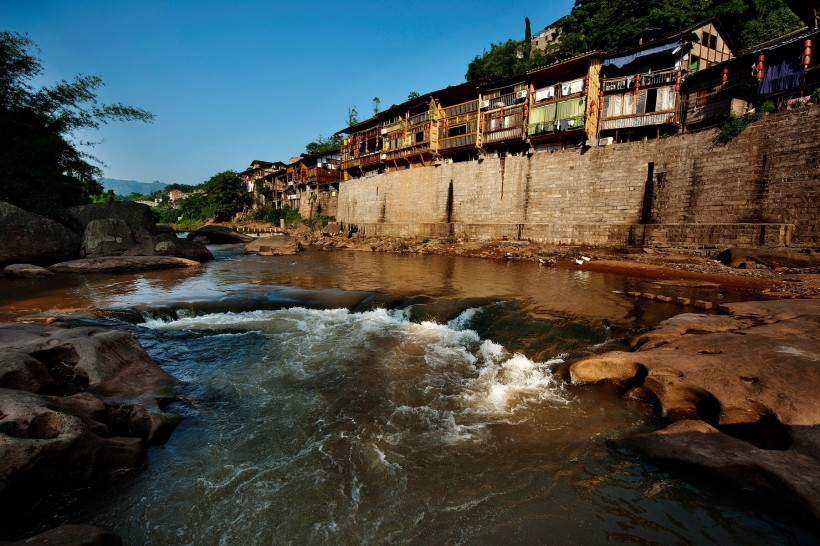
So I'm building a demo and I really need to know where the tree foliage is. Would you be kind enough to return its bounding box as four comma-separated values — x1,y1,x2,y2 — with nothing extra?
556,0,801,56
305,134,340,155
466,19,552,82
0,31,153,219
465,1,801,82
202,170,245,222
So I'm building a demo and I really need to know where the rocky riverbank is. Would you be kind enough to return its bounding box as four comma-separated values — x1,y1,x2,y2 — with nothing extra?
561,299,820,525
0,322,181,543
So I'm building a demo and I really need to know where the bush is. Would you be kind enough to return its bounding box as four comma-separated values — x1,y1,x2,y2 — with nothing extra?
758,100,776,113
250,206,301,227
720,112,762,142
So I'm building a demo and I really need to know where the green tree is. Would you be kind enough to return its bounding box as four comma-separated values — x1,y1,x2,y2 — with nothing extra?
346,105,359,126
202,170,245,221
407,91,420,100
372,96,380,115
0,31,153,220
555,0,801,55
305,134,340,155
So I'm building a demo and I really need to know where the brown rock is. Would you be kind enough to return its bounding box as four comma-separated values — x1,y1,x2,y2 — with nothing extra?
80,218,135,257
244,235,303,256
3,264,54,278
186,225,253,244
571,300,820,523
69,202,155,242
0,202,80,264
122,234,213,262
0,324,181,496
48,256,200,273
615,420,820,524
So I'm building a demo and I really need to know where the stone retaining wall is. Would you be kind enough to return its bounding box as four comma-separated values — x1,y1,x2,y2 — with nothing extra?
337,107,819,246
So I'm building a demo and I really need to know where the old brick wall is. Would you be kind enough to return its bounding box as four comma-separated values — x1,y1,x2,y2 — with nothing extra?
337,107,819,246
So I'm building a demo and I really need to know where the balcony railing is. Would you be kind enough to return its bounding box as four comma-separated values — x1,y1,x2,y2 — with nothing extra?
599,111,676,130
528,115,584,136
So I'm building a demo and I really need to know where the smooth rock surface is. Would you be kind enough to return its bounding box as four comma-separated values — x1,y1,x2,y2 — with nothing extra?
48,256,200,273
122,234,213,262
186,225,253,244
3,265,53,278
69,202,155,242
0,323,180,495
80,219,135,257
0,202,80,264
570,300,820,523
244,235,302,256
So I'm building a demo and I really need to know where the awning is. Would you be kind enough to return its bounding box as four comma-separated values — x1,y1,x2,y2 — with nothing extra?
604,40,684,69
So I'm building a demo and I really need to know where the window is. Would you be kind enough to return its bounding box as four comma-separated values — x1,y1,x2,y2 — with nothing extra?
448,125,467,137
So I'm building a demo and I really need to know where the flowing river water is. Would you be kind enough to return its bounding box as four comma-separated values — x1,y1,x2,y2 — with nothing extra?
0,246,814,544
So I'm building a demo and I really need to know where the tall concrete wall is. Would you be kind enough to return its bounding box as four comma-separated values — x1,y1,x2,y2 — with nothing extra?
337,107,820,247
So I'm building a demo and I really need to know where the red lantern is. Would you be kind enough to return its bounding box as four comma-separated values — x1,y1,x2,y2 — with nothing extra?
598,90,604,111
675,70,682,93
756,54,765,81
583,74,589,95
805,39,812,70
721,68,728,89
634,74,641,95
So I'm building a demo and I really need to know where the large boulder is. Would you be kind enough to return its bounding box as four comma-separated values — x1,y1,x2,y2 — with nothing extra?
122,234,213,262
244,235,303,256
186,225,253,244
80,218,135,257
0,323,181,496
48,256,201,273
0,202,80,264
69,202,156,242
569,300,820,523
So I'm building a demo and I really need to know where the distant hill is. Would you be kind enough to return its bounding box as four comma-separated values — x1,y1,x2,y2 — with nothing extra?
99,178,167,196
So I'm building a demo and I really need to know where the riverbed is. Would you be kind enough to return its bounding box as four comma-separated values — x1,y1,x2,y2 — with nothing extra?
0,247,814,543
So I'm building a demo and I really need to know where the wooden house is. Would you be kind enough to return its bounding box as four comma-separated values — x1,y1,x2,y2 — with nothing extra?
478,78,530,152
684,26,819,127
599,19,734,140
379,95,439,170
238,160,285,207
435,81,482,161
526,51,605,150
339,117,383,179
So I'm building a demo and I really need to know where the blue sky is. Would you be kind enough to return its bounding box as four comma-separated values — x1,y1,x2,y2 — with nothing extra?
2,0,575,185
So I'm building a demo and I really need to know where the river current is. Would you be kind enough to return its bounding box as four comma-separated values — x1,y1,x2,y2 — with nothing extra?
0,246,814,544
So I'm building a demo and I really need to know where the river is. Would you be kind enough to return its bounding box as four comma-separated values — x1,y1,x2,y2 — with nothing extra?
0,246,814,544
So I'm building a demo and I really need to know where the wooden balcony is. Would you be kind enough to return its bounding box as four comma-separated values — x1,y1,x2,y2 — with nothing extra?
599,111,676,130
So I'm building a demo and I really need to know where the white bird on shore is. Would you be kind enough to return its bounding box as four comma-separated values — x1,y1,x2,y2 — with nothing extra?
575,257,584,265
581,255,591,261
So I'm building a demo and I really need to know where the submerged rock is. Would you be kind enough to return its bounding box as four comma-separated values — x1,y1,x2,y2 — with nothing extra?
244,235,303,256
569,299,820,523
48,256,200,273
1,524,123,545
0,202,80,264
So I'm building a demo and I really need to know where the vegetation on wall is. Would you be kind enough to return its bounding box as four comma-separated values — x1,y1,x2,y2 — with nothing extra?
0,31,153,220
